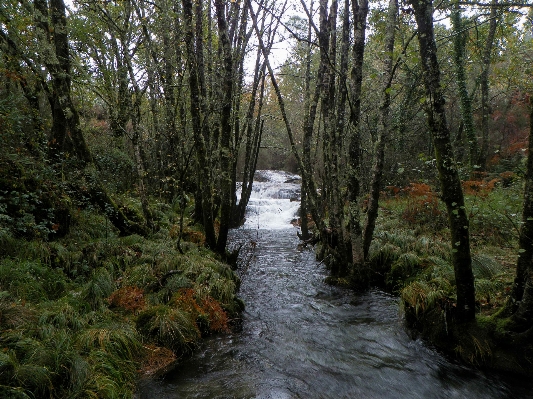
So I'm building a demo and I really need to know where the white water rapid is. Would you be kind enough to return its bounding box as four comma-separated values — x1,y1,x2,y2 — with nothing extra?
240,170,301,230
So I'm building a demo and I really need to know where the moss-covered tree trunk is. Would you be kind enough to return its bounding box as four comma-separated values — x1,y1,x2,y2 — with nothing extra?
182,0,217,250
362,0,397,260
450,2,478,169
509,94,533,327
478,0,499,170
34,0,148,237
34,0,92,164
214,0,234,254
410,0,476,322
346,0,368,275
299,3,314,241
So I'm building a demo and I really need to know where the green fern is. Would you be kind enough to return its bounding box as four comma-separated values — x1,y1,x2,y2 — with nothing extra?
471,254,504,280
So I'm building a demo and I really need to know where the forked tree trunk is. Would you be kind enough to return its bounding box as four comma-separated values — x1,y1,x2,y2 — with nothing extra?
410,0,476,322
34,0,148,237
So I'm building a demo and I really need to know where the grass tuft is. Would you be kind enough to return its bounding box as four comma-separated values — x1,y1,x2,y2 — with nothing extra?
136,305,200,353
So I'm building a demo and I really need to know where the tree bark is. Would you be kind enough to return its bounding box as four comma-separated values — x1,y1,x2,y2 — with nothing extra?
508,94,533,325
363,0,398,260
35,0,92,164
478,0,499,169
346,0,369,272
34,0,148,237
451,2,479,168
214,0,234,254
182,0,217,249
410,0,476,322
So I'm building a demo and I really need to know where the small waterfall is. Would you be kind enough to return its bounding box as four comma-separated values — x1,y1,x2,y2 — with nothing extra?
241,170,301,230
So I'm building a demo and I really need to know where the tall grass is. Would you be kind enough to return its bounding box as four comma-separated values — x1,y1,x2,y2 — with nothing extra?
375,183,517,320
0,190,243,398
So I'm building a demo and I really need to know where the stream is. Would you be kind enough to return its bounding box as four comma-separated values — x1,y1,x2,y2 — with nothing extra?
137,170,531,399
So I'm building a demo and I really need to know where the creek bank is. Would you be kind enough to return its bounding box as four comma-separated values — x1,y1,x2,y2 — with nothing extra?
0,200,243,398
305,219,528,376
403,306,533,377
323,222,533,378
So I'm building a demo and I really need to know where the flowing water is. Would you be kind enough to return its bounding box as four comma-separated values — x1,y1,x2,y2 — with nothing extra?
138,170,531,399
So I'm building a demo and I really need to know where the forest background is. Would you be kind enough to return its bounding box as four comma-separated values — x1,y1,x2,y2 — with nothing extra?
0,0,533,396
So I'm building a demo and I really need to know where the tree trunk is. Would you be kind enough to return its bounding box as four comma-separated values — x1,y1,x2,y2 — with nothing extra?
478,0,499,170
35,0,92,164
451,2,478,169
182,0,217,249
299,0,314,241
34,0,148,237
363,0,398,260
299,0,325,233
410,0,476,322
214,0,234,255
507,94,533,326
248,0,322,231
233,50,266,228
346,0,369,273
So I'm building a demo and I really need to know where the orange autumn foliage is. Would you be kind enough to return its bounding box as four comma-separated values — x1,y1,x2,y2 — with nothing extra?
172,288,230,334
108,286,146,313
401,183,444,227
462,178,499,197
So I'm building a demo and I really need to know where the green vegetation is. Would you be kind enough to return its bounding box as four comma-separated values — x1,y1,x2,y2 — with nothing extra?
368,176,532,372
0,159,242,398
0,0,532,387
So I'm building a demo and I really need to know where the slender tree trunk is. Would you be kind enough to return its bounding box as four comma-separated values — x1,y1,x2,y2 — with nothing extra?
299,0,314,241
363,0,397,260
478,0,499,170
182,0,217,249
248,0,322,231
233,50,267,227
214,0,234,254
507,94,533,325
451,2,478,169
346,0,369,273
319,0,334,230
410,0,475,322
299,0,325,234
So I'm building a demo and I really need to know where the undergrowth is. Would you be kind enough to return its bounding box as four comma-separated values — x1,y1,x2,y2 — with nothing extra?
0,195,242,398
373,176,520,322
